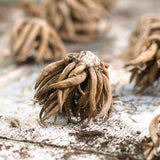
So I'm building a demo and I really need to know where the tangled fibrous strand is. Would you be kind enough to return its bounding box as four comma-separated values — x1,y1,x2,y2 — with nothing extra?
125,15,160,93
43,0,109,42
123,15,160,60
144,114,160,160
10,18,66,64
19,0,44,18
34,51,113,125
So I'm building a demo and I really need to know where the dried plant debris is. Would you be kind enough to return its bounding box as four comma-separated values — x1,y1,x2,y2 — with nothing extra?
43,0,110,42
10,18,66,64
124,15,160,59
144,114,160,160
19,0,44,18
10,119,20,128
34,51,113,125
125,15,160,93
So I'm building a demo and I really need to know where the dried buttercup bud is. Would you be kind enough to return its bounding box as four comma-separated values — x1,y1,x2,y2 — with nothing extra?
144,114,160,160
10,18,66,64
43,0,109,42
125,15,160,93
34,51,113,125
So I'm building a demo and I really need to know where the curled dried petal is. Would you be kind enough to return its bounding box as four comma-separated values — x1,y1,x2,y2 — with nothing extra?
58,61,76,81
126,42,158,66
49,71,87,89
57,89,63,113
35,59,65,89
96,70,103,104
68,63,86,77
12,22,33,54
97,73,112,119
88,67,97,118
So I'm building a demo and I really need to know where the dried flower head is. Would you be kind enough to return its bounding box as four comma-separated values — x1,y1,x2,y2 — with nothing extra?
19,0,44,18
125,15,160,93
10,18,66,64
144,114,160,160
43,0,109,42
34,51,113,125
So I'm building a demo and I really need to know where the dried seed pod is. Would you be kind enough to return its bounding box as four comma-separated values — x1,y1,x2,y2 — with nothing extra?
144,114,160,160
34,51,113,125
125,15,160,93
10,18,66,64
43,0,110,42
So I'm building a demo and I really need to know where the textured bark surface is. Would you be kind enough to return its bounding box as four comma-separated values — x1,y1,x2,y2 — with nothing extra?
1,0,160,159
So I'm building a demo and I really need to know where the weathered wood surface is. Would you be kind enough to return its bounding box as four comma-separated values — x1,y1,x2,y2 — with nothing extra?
1,0,160,159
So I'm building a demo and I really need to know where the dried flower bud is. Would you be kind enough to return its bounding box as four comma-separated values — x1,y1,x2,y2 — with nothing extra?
10,18,66,64
43,0,110,42
125,15,160,93
34,51,113,125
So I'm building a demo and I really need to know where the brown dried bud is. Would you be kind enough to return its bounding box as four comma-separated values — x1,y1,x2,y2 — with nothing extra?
34,51,113,125
43,0,110,42
10,18,66,64
125,15,160,93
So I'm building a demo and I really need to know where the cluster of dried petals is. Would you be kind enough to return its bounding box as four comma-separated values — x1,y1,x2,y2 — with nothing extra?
19,0,44,18
34,51,113,125
125,15,160,93
43,0,109,42
124,15,160,59
144,114,160,160
10,18,66,64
